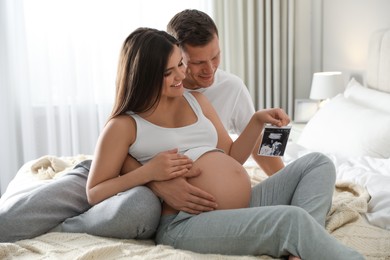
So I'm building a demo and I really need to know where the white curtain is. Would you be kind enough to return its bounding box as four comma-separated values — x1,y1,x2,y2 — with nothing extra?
213,0,295,113
0,0,212,195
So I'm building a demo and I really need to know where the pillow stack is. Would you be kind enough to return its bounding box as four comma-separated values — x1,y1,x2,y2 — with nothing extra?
297,78,390,158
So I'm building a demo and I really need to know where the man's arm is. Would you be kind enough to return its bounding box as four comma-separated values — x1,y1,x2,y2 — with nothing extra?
147,176,218,215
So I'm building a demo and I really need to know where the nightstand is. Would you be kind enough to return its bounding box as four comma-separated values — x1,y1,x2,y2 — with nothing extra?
289,122,306,143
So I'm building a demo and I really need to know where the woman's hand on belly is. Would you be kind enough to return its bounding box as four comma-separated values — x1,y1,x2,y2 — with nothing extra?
143,148,194,181
147,174,218,214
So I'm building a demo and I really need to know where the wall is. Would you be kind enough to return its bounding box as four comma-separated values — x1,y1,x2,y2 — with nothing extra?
294,0,390,99
323,0,390,84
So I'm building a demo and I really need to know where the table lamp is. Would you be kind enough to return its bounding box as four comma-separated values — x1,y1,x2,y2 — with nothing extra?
310,72,344,102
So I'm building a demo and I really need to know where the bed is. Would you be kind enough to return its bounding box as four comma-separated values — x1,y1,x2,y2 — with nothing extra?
1,29,390,259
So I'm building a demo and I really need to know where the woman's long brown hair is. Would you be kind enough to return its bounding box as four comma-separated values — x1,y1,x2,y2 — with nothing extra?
108,28,178,122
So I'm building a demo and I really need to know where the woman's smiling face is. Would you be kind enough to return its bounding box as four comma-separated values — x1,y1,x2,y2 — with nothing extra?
161,45,186,97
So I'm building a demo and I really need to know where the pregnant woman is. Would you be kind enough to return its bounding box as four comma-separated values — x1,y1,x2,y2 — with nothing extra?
87,27,364,260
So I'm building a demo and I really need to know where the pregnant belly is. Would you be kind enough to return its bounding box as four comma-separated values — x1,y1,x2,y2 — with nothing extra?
187,151,251,210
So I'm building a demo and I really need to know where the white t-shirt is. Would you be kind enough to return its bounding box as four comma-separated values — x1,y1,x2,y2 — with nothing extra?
188,69,255,135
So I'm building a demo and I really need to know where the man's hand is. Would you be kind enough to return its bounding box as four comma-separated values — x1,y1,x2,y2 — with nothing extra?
148,169,218,214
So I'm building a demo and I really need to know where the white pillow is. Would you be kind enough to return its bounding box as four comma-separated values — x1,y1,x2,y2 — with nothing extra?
344,78,390,114
297,94,390,158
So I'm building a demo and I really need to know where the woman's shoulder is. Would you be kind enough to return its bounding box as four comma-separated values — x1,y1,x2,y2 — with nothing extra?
187,90,208,104
108,114,136,126
187,91,215,118
104,115,136,139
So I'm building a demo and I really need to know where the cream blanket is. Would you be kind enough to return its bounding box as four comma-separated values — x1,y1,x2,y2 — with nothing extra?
1,157,390,259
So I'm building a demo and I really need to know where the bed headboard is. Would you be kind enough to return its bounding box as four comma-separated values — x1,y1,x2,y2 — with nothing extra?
366,28,390,93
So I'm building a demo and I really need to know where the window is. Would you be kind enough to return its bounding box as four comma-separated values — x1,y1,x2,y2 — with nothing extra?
22,0,213,105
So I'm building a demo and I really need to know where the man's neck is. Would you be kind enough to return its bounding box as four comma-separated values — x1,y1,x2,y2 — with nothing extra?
183,79,202,90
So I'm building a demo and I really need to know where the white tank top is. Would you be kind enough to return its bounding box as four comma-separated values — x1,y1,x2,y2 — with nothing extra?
127,92,221,165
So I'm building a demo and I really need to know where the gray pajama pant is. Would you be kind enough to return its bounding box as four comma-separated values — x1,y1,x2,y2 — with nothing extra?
155,152,364,259
0,160,161,242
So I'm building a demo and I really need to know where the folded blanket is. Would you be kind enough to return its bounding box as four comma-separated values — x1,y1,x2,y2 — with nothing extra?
30,154,92,179
327,181,370,232
327,181,390,259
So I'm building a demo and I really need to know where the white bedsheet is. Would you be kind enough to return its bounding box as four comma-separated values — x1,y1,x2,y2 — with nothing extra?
284,142,390,230
336,156,390,230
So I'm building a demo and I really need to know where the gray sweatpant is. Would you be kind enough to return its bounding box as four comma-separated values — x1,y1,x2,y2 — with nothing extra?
155,152,364,259
0,160,161,242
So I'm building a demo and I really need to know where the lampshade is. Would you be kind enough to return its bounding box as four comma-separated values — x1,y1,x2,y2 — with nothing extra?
310,72,344,100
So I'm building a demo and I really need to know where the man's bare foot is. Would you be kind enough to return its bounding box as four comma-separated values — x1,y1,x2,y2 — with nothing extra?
289,256,301,260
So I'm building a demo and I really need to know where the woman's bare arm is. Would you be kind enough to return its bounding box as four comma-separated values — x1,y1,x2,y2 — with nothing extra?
229,108,290,164
250,137,285,176
192,91,290,165
86,116,192,205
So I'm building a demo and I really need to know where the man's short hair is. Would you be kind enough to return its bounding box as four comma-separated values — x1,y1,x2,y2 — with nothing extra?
167,9,218,48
